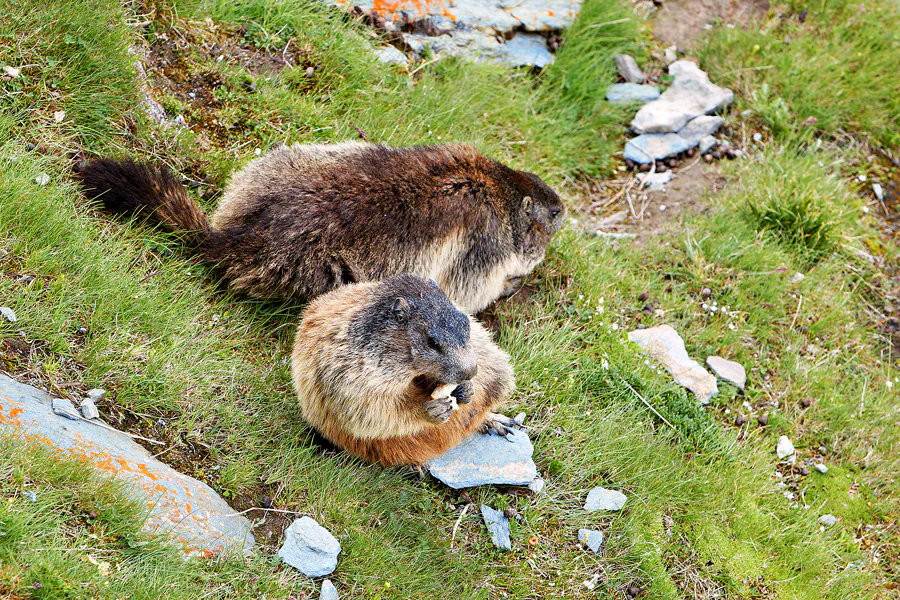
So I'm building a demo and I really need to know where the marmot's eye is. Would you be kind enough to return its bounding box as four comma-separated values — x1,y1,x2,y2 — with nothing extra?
427,336,442,352
551,209,560,217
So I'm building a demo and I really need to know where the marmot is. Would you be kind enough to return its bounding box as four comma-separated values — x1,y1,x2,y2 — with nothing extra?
292,274,516,466
78,142,565,313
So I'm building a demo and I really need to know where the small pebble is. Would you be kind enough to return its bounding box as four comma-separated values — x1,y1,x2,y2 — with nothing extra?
700,287,712,299
86,388,105,401
528,477,545,493
873,183,884,202
513,412,526,426
776,436,795,459
753,132,762,142
0,307,17,323
306,66,315,78
320,580,339,600
757,413,769,426
34,173,50,186
79,398,99,420
814,463,828,474
27,491,37,502
818,514,837,527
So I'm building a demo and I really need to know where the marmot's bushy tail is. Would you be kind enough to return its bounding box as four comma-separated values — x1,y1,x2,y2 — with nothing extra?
79,159,211,248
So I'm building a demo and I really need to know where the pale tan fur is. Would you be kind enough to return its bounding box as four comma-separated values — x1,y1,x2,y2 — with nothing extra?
292,281,515,466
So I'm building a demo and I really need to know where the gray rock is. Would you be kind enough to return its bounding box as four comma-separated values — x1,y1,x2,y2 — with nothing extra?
776,436,795,459
705,356,746,390
51,397,81,421
495,33,553,68
814,463,828,474
631,60,734,134
577,528,604,553
873,183,884,202
320,580,339,600
0,307,16,323
752,132,763,142
627,325,719,403
0,374,254,556
663,46,678,65
86,388,106,401
584,487,627,512
79,398,100,420
606,83,660,105
278,516,341,577
699,135,717,154
480,505,511,550
614,54,644,83
818,514,837,527
677,115,725,147
428,428,537,489
791,272,805,284
528,476,545,493
638,171,674,192
624,133,692,164
513,412,526,426
34,173,50,186
374,46,408,65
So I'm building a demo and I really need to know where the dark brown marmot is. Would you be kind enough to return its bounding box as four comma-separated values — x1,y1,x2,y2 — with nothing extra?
78,142,565,313
292,274,516,466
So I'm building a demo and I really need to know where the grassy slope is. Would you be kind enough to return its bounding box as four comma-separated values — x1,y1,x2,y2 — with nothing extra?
1,0,899,598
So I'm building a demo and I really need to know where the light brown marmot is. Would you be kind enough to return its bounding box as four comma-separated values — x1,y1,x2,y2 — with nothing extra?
78,142,565,313
292,274,516,466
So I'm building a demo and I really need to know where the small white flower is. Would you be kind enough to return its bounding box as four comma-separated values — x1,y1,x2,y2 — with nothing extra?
611,323,619,331
887,380,894,389
601,360,609,370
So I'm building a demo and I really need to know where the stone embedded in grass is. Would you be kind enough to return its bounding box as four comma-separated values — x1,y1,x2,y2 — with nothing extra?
818,514,837,527
427,427,537,489
34,173,50,186
528,476,545,493
0,374,254,557
584,487,627,512
705,356,746,390
0,307,16,323
873,183,884,202
320,580,339,600
606,83,660,105
677,115,725,147
614,54,644,83
496,33,554,68
278,516,342,577
624,133,693,164
791,273,805,284
631,60,734,134
776,436,795,459
577,528,604,553
86,388,106,401
373,46,409,66
627,325,719,404
638,171,674,192
815,463,829,474
480,505,512,550
699,135,717,154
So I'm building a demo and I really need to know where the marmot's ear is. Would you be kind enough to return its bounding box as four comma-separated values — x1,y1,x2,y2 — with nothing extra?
392,297,410,323
522,195,533,215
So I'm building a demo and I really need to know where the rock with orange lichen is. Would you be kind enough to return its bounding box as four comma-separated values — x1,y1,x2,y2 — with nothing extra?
0,374,254,557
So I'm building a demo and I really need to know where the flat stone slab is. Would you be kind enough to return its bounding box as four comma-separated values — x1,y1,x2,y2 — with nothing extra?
578,528,604,553
278,516,341,577
706,356,746,390
638,171,674,192
0,374,254,557
628,325,718,403
606,83,660,105
624,133,693,164
480,505,512,550
374,45,409,65
584,487,627,511
631,60,733,134
330,0,579,67
428,428,537,489
677,115,725,146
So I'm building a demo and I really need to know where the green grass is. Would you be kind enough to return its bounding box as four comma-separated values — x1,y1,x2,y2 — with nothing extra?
2,0,900,597
699,0,900,147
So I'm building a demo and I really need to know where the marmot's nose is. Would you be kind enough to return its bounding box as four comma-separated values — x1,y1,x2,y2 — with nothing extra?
461,360,478,381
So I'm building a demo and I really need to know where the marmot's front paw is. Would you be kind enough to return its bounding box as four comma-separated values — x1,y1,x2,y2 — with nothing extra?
500,276,523,298
424,395,455,424
451,381,474,404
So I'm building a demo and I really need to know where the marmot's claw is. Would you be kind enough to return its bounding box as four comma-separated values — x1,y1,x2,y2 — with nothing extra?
481,412,517,436
451,381,474,404
424,395,454,424
500,276,523,298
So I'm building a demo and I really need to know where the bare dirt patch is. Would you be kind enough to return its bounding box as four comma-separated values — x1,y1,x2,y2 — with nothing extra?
650,0,770,48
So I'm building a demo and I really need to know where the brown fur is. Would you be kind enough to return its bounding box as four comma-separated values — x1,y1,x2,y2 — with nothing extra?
292,276,514,466
79,142,565,313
